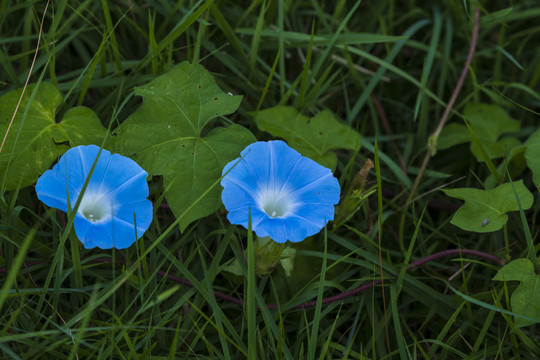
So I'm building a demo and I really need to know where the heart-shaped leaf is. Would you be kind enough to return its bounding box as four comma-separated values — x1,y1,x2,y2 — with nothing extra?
442,180,533,233
484,145,527,189
493,259,540,328
254,106,360,170
437,103,520,160
224,236,297,277
524,128,540,187
436,123,471,150
0,82,107,190
113,62,255,230
493,259,536,282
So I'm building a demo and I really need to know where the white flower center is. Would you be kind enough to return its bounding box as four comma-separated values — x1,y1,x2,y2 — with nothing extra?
259,186,296,218
78,191,112,223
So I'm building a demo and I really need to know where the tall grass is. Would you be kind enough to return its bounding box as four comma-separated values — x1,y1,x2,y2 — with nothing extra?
1,0,539,358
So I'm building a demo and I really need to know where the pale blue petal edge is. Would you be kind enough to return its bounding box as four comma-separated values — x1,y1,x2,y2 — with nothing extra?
220,140,341,243
36,145,153,250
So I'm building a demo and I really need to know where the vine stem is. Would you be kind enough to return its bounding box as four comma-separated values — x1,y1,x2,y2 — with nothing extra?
1,248,502,310
399,8,480,252
0,0,51,155
277,248,502,310
408,8,480,204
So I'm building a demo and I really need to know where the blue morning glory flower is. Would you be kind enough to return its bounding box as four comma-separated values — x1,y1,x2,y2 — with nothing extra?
36,145,153,249
220,140,340,243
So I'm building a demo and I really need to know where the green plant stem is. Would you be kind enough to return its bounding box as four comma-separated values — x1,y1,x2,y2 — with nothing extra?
2,248,502,312
399,7,480,252
0,0,50,155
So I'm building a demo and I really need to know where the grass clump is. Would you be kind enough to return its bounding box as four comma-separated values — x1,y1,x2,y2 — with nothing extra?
1,0,540,358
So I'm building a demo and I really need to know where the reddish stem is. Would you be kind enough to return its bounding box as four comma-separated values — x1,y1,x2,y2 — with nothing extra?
371,93,407,173
279,249,502,309
407,8,480,206
1,248,502,310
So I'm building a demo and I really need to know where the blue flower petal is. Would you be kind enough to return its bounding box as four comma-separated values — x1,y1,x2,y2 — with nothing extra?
113,199,154,237
65,145,110,195
73,213,102,248
37,145,113,209
36,145,153,250
226,206,268,230
108,216,145,249
71,145,111,189
292,171,341,206
221,180,260,212
221,140,341,243
255,216,322,243
222,141,304,194
74,214,134,249
290,203,336,228
35,170,71,212
97,153,150,204
221,152,265,196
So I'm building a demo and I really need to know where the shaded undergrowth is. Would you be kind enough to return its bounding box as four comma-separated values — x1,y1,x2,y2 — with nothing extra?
1,0,540,358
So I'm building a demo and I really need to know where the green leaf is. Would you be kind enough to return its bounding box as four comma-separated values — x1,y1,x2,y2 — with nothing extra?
493,259,536,282
279,246,297,277
223,259,244,277
484,145,527,189
524,128,540,187
235,29,406,47
493,259,540,328
0,82,107,190
161,125,255,230
113,62,255,230
441,180,533,233
467,103,520,160
437,123,471,150
509,279,540,328
223,236,297,277
470,136,520,162
254,106,360,170
437,103,520,161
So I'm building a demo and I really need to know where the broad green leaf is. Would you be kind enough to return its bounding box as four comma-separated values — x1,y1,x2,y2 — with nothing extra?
493,259,540,328
437,103,520,161
524,128,540,187
465,103,520,140
509,279,540,328
493,259,536,282
161,125,254,230
223,259,244,277
279,246,297,277
442,180,533,233
470,136,520,162
0,82,107,190
254,106,360,170
224,236,297,277
484,145,527,189
113,62,255,230
437,123,471,150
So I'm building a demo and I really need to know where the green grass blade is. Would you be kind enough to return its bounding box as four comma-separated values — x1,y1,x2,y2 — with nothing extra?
0,227,36,313
249,0,267,76
307,228,328,360
413,7,442,124
247,209,256,359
